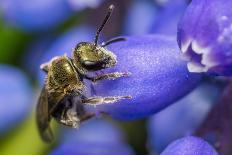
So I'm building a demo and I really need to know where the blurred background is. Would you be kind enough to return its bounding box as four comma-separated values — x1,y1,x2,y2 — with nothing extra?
0,0,223,155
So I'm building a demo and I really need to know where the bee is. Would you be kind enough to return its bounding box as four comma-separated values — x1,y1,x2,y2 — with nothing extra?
36,4,132,143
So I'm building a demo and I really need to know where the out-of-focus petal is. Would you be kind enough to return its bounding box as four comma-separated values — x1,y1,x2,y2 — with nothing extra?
0,0,72,32
161,136,218,155
123,0,158,35
195,82,232,155
178,0,232,75
154,0,190,7
22,37,54,75
52,119,134,155
60,119,123,143
67,0,103,11
0,65,33,134
52,142,134,155
147,83,221,154
154,0,170,7
150,0,188,35
93,35,202,120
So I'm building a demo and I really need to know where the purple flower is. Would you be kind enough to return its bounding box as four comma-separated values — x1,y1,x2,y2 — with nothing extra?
123,0,158,35
147,83,221,154
150,0,188,35
22,37,54,75
52,142,134,155
161,136,218,155
67,0,103,11
52,119,134,155
0,0,72,32
177,0,232,75
38,27,201,120
154,0,170,7
93,35,202,120
0,65,33,134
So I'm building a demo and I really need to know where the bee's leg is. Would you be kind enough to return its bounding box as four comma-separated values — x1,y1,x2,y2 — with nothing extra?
70,92,96,122
61,98,81,128
82,95,132,105
85,72,131,83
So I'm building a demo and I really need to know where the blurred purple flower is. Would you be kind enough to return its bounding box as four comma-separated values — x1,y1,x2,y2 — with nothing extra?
0,0,72,32
60,119,123,143
161,136,218,155
147,83,221,154
67,0,103,11
23,37,54,75
178,0,232,75
150,0,188,35
154,0,190,7
0,65,33,134
123,0,158,35
154,0,170,7
94,35,202,120
52,119,134,155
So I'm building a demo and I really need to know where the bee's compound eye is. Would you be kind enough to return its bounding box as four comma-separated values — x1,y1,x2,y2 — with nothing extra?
82,60,103,70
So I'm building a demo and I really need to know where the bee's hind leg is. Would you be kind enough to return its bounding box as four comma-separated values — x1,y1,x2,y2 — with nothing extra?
82,95,132,105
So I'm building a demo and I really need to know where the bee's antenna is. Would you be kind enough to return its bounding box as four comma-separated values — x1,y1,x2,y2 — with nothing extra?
94,4,114,46
101,37,126,47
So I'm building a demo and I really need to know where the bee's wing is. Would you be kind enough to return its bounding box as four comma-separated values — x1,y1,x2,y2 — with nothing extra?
36,86,54,143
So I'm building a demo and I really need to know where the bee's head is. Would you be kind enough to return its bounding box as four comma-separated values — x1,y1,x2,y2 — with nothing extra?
72,4,126,73
73,42,117,71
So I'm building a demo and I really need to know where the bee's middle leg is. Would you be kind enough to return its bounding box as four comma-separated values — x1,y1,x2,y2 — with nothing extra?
82,95,132,105
85,72,131,83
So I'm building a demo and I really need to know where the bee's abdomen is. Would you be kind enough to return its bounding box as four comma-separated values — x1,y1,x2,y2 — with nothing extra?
49,56,79,86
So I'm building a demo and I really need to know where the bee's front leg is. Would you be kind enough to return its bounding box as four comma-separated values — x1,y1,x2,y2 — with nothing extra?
85,72,131,83
82,95,132,105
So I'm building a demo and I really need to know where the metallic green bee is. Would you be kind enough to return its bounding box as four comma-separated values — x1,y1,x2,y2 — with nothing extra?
36,4,132,143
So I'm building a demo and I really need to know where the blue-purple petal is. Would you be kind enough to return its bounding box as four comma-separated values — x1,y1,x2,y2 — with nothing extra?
0,0,72,31
60,119,124,143
178,0,232,75
67,0,103,11
150,0,188,35
52,141,134,155
123,0,158,35
22,37,54,75
161,136,218,155
147,83,221,154
0,64,33,134
93,35,202,120
52,119,134,155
